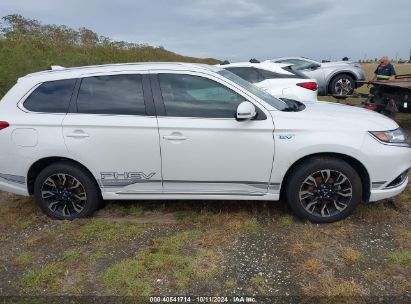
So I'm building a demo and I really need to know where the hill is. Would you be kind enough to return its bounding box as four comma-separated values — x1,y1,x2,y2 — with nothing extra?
0,14,220,99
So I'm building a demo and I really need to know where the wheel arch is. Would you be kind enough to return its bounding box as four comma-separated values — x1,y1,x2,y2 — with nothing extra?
327,71,358,93
27,156,100,195
279,152,371,202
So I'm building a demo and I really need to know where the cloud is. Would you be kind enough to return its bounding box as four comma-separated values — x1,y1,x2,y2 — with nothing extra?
0,0,410,61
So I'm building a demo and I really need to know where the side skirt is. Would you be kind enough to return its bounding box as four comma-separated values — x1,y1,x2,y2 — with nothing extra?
102,192,280,201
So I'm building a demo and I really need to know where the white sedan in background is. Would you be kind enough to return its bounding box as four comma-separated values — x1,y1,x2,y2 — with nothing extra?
218,60,318,102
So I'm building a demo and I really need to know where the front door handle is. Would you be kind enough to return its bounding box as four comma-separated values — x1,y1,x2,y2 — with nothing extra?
163,133,188,141
66,130,89,138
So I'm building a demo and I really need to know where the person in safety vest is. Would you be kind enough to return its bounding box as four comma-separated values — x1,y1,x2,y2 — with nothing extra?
371,56,396,81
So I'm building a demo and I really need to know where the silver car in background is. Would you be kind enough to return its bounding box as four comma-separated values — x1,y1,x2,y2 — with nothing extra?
267,57,366,96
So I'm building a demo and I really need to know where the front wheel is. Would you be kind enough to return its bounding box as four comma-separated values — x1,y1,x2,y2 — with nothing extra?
34,162,102,220
285,157,362,223
329,74,355,95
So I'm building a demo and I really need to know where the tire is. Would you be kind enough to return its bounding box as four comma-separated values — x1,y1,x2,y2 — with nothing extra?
329,74,355,95
34,161,102,220
285,157,362,223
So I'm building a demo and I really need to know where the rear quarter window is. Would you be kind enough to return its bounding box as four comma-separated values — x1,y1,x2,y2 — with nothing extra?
23,79,76,113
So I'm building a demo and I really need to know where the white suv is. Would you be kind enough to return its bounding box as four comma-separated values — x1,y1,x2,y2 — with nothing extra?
0,63,410,223
218,61,318,102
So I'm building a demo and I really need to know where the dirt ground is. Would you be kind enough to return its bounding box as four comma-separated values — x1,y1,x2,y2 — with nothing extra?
0,65,411,303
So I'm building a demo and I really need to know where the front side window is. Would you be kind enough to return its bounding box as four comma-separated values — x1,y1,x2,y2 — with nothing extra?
77,74,146,115
225,67,261,83
24,79,76,113
217,69,287,110
158,74,246,118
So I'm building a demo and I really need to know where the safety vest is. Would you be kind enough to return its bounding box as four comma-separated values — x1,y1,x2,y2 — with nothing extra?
377,74,391,80
375,64,395,80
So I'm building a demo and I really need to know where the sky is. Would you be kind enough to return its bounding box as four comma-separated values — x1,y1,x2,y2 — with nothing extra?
0,0,410,62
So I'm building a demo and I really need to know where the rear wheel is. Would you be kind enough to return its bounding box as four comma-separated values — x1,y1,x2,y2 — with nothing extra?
34,162,101,220
285,157,362,223
329,74,355,95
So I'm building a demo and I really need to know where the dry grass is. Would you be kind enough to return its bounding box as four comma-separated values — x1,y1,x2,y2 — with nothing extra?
340,247,365,264
25,233,50,247
298,258,322,273
301,274,365,297
12,252,34,267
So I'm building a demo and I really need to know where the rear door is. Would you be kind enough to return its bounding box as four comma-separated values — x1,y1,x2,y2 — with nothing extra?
151,71,274,195
62,72,162,194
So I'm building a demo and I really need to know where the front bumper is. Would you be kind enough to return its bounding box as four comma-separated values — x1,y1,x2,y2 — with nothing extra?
369,176,408,201
361,133,411,202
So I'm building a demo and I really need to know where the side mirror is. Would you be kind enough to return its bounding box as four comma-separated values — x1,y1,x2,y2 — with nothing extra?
310,64,320,70
236,101,256,121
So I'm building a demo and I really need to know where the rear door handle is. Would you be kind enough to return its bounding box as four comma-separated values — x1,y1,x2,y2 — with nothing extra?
66,130,89,138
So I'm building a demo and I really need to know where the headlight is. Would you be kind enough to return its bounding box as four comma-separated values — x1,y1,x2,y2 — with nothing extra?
369,128,410,146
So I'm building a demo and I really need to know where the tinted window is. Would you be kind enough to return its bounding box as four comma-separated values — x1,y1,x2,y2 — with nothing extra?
159,74,245,118
256,68,301,79
77,74,146,115
24,79,76,113
277,59,314,70
217,69,287,111
225,67,261,83
281,66,309,79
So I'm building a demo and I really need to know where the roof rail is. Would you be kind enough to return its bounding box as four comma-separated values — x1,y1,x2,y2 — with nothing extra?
50,65,65,71
249,58,260,63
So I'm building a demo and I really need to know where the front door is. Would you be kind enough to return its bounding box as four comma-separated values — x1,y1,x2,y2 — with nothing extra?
152,72,275,195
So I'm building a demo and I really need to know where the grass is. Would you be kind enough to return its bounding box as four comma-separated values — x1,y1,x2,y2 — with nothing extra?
25,233,50,247
340,247,365,263
128,205,144,217
76,220,144,242
102,230,208,295
89,251,106,261
299,258,322,273
354,202,399,222
102,259,151,296
276,214,294,228
326,280,365,297
224,279,237,289
250,275,265,286
387,250,411,266
61,249,81,262
20,262,66,293
12,252,34,267
250,275,267,294
227,218,259,233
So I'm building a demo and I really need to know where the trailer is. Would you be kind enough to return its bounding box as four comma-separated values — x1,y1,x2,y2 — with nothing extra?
331,74,411,119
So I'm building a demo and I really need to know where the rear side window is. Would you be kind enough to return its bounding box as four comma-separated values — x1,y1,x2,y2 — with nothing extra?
158,74,245,118
76,74,146,115
256,68,305,79
281,66,309,79
24,79,76,113
277,59,313,70
225,67,261,83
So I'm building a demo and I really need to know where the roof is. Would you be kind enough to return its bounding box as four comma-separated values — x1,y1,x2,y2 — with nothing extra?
268,57,319,64
217,61,294,75
19,62,222,82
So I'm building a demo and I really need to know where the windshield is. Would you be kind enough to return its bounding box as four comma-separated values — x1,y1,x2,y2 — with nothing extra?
217,69,287,110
